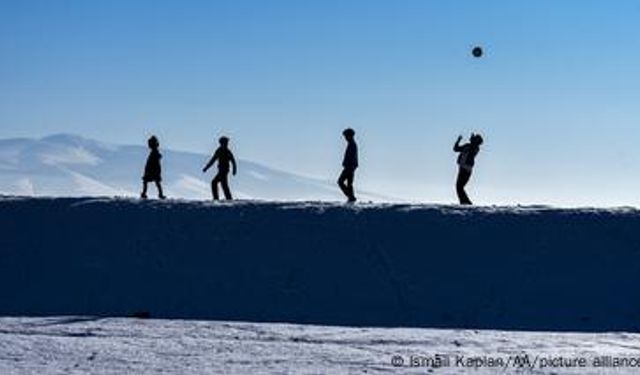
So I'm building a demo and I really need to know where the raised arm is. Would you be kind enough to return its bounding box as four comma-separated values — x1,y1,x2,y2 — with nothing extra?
453,135,463,152
202,150,219,172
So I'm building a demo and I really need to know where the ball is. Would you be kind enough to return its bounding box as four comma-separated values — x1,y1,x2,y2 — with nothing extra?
472,46,483,58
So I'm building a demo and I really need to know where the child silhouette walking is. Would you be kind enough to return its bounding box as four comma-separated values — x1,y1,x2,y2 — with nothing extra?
453,133,483,205
203,136,237,200
141,135,166,199
338,128,358,203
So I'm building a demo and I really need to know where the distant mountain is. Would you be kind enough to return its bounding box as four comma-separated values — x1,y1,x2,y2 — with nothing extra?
0,134,384,201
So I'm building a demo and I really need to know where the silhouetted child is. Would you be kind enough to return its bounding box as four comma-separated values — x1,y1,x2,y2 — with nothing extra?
203,136,237,200
338,128,358,203
453,133,483,205
141,135,166,199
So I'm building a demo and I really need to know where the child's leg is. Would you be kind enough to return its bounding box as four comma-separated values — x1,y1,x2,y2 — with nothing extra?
155,181,166,199
141,181,148,198
337,169,349,198
456,168,472,205
337,169,356,201
211,177,220,200
220,174,232,200
346,171,356,201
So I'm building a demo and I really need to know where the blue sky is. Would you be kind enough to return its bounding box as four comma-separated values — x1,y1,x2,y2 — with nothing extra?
2,1,640,205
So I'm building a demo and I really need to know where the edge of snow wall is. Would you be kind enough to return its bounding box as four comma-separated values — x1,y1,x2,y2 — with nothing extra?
1,197,639,332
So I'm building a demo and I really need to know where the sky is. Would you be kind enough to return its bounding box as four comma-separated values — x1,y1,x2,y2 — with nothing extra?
2,0,640,206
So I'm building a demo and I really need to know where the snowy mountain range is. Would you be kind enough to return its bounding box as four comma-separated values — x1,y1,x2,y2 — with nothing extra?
0,134,382,201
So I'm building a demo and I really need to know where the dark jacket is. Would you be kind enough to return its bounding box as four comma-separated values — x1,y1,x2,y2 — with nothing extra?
143,149,162,181
454,143,479,170
205,147,237,174
342,140,358,170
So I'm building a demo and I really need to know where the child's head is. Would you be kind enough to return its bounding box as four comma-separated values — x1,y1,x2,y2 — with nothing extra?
342,128,355,140
147,136,159,149
219,136,230,147
470,133,483,146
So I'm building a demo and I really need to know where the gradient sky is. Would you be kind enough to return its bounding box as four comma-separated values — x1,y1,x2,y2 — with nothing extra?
2,0,640,206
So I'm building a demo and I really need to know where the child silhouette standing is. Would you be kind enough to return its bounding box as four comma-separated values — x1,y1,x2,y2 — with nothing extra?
141,135,166,199
203,136,237,200
453,133,483,205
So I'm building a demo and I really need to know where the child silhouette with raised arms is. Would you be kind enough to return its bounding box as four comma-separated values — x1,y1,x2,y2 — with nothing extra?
203,136,237,200
453,133,483,205
141,135,166,199
338,128,358,203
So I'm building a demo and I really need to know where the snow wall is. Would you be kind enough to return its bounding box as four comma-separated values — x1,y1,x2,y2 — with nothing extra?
2,197,640,332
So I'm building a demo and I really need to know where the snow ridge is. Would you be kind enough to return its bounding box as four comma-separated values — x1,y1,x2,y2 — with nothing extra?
1,197,639,332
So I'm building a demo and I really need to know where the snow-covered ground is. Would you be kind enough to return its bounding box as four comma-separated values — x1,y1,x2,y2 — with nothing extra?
3,197,640,373
1,317,640,374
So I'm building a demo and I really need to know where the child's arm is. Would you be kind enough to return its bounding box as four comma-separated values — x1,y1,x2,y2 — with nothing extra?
453,135,463,152
202,150,219,172
230,152,237,176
